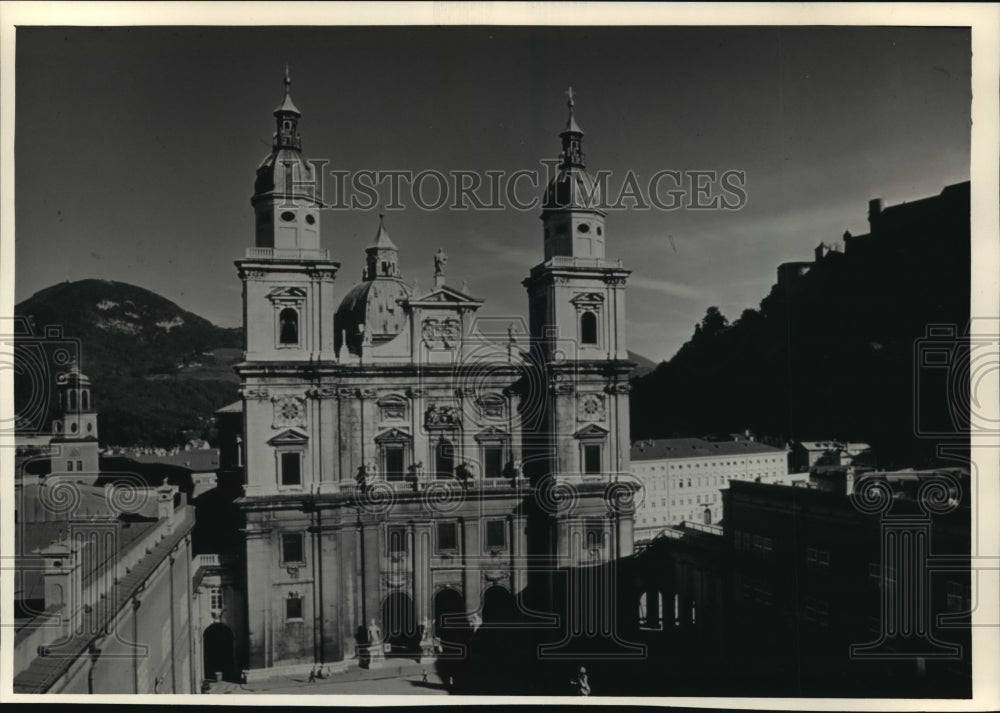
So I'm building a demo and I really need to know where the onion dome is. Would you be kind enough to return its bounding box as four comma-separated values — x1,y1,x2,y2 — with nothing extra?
253,65,317,201
542,87,602,212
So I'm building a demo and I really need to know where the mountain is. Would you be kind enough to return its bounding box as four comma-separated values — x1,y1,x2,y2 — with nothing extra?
627,350,658,378
630,182,970,468
15,279,242,447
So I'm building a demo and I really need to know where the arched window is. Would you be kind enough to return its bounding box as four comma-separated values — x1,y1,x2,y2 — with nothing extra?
279,308,299,345
81,390,90,410
68,390,77,411
580,311,598,345
704,508,712,525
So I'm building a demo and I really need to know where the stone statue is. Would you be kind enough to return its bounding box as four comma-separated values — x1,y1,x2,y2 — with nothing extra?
434,248,448,276
368,618,382,643
420,617,433,644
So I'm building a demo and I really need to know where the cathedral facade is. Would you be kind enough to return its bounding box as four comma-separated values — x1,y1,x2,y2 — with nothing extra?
235,73,638,673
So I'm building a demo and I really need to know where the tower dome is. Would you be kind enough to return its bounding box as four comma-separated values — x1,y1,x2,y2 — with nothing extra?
250,66,322,252
540,88,608,260
334,215,413,357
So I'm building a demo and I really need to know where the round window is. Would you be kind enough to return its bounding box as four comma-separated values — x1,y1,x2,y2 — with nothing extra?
305,214,316,225
87,423,93,433
70,423,78,433
280,211,296,222
597,226,603,236
577,223,590,233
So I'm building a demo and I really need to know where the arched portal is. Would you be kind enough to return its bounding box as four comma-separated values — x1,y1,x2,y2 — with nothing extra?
482,585,517,624
203,623,236,681
703,508,712,525
381,591,418,654
434,587,466,644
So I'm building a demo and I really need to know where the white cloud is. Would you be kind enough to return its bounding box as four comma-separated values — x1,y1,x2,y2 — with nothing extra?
628,275,705,301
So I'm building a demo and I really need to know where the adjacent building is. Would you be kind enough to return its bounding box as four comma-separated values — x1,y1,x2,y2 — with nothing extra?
630,467,971,696
14,474,196,693
629,437,789,540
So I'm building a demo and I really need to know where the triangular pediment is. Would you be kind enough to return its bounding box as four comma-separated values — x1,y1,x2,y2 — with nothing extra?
374,427,412,443
574,423,609,440
267,286,308,302
474,426,509,442
409,285,484,305
570,292,605,305
267,428,309,446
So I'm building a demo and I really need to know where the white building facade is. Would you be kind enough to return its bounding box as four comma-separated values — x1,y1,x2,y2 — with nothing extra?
630,438,789,541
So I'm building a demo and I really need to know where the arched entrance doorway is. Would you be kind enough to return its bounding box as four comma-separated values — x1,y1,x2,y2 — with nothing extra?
703,508,712,525
434,586,466,645
482,585,517,624
381,591,418,654
203,623,236,681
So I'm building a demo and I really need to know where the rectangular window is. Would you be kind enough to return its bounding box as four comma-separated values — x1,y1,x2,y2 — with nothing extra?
583,444,602,474
285,596,303,621
485,520,507,550
77,460,84,471
281,533,304,564
483,445,504,478
67,460,74,472
280,451,301,486
436,521,458,553
210,587,223,611
388,526,408,554
384,446,405,482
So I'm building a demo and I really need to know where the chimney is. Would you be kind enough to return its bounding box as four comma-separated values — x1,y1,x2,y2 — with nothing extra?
156,478,178,532
868,198,884,226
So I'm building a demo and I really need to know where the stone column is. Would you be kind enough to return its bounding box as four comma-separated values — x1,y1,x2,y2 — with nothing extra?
244,523,272,670
462,519,481,616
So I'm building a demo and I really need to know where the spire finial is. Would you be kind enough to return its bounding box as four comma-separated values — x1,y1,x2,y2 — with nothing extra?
284,63,291,90
566,85,575,109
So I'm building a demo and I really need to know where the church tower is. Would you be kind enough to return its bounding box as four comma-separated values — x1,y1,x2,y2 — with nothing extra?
237,68,340,365
524,90,633,489
235,69,340,499
49,363,100,479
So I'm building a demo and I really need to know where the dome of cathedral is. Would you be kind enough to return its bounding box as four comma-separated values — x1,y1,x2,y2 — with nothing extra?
334,278,412,356
56,364,90,387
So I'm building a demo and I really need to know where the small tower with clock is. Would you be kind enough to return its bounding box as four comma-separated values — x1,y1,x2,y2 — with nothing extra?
49,363,100,481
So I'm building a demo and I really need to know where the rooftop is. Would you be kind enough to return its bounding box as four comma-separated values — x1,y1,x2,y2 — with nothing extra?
631,437,786,461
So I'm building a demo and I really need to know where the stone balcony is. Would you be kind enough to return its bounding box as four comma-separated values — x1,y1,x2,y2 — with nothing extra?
243,246,331,262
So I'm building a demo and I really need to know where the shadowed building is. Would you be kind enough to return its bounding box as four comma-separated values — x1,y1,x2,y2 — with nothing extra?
233,75,639,679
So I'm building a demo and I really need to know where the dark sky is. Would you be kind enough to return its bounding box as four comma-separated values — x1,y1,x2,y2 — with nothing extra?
15,25,970,361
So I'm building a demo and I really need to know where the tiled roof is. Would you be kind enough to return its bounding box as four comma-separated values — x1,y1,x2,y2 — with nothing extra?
630,437,786,461
215,401,243,414
13,507,194,694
